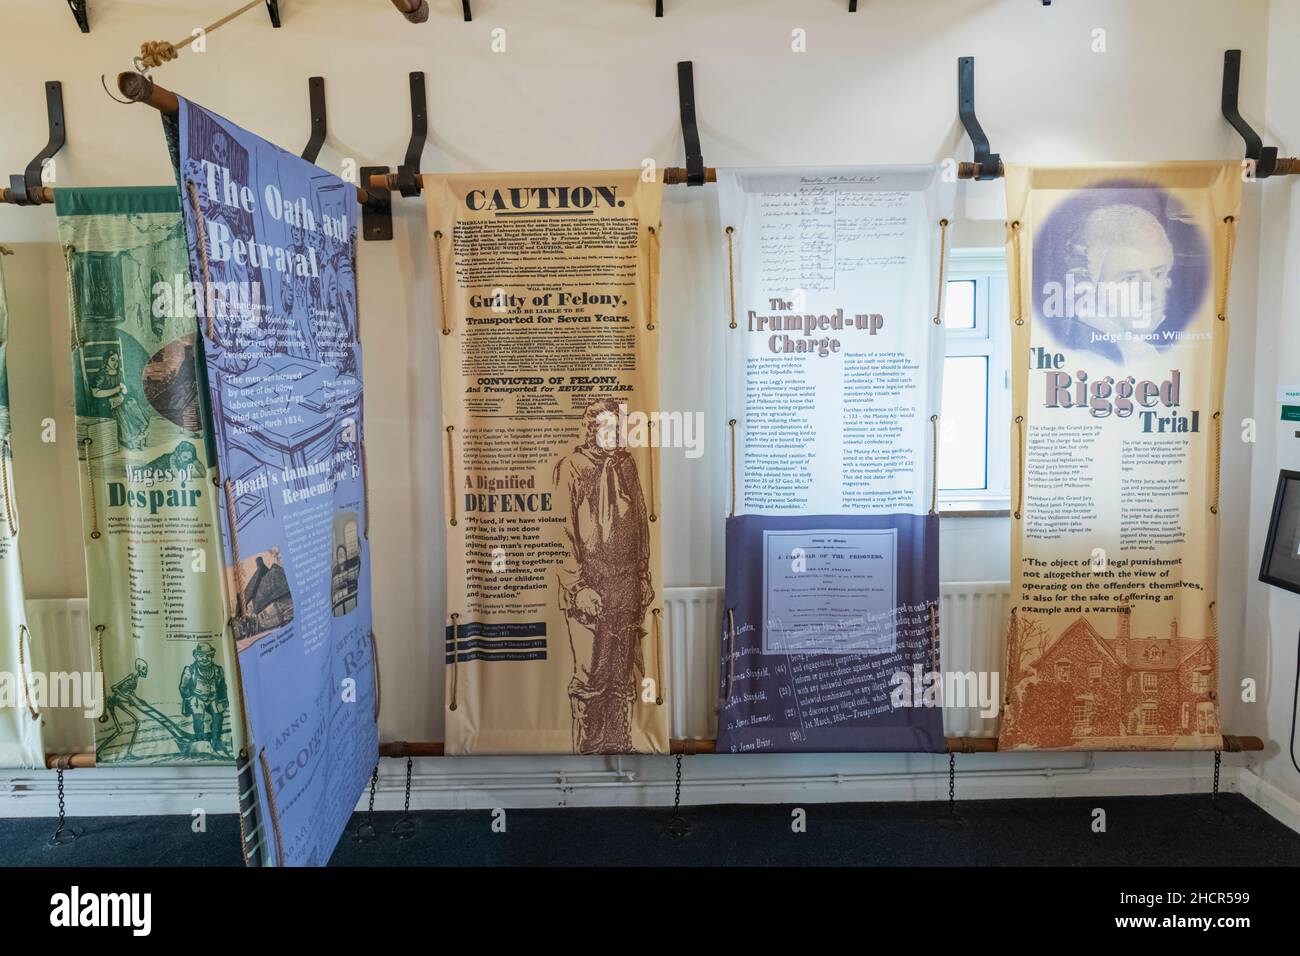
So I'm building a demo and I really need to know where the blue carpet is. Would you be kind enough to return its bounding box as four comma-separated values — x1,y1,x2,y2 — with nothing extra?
0,794,1295,866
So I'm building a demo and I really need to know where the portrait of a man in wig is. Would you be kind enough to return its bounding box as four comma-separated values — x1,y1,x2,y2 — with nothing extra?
1050,201,1176,364
552,399,653,754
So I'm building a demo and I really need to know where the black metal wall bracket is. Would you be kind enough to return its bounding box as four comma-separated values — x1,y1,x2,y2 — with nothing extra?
849,1,858,11
6,82,65,206
1222,49,1279,179
677,61,705,186
656,1,664,15
266,0,281,28
395,71,428,198
462,1,473,21
360,166,393,242
68,0,89,32
958,56,1003,180
301,77,327,163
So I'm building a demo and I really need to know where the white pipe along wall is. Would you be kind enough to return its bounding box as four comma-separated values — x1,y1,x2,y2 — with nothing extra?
0,0,1297,828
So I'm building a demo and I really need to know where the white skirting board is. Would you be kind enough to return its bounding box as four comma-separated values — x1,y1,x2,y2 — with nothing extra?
0,758,1290,833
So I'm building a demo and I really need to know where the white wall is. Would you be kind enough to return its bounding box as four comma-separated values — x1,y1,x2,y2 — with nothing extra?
2,0,1295,818
1240,0,1300,821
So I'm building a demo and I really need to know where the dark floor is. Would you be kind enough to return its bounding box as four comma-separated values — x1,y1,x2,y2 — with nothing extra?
1,793,1296,866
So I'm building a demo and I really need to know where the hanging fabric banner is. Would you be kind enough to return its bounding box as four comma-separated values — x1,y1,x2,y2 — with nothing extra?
716,167,952,753
0,252,44,769
424,171,668,755
999,163,1240,751
164,100,378,865
55,188,240,766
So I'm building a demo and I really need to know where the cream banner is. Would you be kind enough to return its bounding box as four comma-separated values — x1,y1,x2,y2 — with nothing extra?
424,171,668,755
1000,163,1241,751
0,252,44,769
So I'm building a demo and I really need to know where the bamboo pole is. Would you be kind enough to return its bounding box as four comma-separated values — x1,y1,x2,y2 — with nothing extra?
367,167,717,195
960,159,1297,180
0,186,54,204
390,0,430,23
44,733,1265,771
114,72,379,206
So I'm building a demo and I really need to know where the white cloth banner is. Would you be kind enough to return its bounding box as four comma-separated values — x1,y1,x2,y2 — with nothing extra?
719,167,953,519
715,167,953,754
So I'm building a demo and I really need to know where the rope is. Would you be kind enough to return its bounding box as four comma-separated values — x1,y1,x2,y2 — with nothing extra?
728,419,737,517
448,613,460,711
369,630,382,719
651,607,664,706
433,231,450,336
1008,221,1024,328
1211,215,1235,519
1013,415,1025,520
929,604,938,675
445,425,457,526
186,182,217,341
646,225,659,331
223,479,247,617
725,226,737,329
1217,215,1237,321
1211,411,1222,515
81,438,100,539
360,438,371,539
723,608,737,705
94,624,107,722
0,440,17,536
932,218,950,325
63,244,82,347
136,0,266,70
646,433,657,524
18,625,38,720
257,748,286,866
929,414,939,516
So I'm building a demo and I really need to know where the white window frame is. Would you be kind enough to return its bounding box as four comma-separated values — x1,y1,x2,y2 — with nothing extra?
938,248,1011,513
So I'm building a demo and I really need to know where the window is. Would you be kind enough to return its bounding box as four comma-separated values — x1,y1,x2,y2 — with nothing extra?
1088,661,1102,682
1138,703,1157,732
1071,699,1092,727
1055,661,1071,682
1141,672,1158,693
1191,669,1211,695
938,249,1011,511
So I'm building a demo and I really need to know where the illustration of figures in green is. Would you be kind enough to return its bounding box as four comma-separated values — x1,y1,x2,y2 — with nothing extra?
57,187,242,765
179,643,230,756
89,350,151,450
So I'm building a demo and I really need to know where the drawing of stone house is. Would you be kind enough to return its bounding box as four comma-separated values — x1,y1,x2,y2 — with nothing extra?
1007,605,1217,747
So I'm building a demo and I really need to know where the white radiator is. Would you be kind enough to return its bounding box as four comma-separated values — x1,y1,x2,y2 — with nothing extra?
662,581,1011,741
24,597,94,755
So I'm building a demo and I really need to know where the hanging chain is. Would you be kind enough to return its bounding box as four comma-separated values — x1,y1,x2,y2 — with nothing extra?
948,752,956,818
354,764,380,843
666,753,689,838
48,767,78,847
392,756,417,839
1212,750,1221,802
676,754,686,816
403,757,413,814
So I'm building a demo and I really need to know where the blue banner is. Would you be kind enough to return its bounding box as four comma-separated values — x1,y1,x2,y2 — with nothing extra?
719,514,943,753
165,100,378,866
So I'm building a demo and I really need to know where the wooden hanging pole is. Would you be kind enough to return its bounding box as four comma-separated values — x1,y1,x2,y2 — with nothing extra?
43,732,1266,770
366,167,716,195
114,72,381,207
